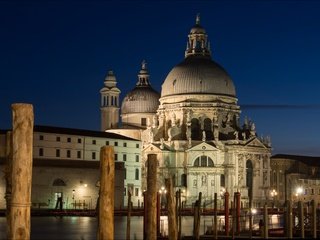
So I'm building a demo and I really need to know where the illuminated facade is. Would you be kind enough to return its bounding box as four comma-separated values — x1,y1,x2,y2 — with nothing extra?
0,126,142,209
104,16,272,207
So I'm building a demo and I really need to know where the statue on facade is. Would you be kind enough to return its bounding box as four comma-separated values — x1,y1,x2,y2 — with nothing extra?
202,130,206,141
160,138,164,149
234,131,239,140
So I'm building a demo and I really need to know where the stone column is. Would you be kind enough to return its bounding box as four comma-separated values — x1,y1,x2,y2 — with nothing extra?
146,154,157,240
10,103,34,240
98,146,114,240
166,177,177,240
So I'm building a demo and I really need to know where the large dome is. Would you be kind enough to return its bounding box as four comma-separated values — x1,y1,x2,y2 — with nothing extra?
121,86,160,114
161,15,236,99
161,55,236,98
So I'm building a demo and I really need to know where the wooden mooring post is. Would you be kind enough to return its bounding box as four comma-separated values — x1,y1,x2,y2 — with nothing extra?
214,192,218,239
126,191,132,240
98,146,114,240
311,199,317,239
146,154,157,240
166,177,177,240
10,103,34,240
298,201,304,239
224,191,230,236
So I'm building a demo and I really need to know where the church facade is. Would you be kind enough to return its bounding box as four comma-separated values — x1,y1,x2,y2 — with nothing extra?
102,16,272,207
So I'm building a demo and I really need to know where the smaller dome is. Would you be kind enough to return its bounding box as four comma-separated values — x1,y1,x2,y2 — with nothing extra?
121,61,160,114
121,87,160,114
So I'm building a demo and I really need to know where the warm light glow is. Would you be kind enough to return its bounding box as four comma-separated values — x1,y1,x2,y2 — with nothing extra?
251,208,257,214
270,189,277,197
296,187,303,195
84,184,88,187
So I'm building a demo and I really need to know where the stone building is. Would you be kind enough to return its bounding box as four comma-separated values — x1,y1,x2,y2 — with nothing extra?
270,154,320,207
0,125,142,209
105,16,272,207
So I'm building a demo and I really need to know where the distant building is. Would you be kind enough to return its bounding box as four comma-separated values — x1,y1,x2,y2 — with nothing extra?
270,154,320,207
0,126,142,209
104,15,272,207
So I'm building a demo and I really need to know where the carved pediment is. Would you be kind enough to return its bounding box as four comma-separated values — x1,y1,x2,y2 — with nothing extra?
186,142,218,152
245,138,266,149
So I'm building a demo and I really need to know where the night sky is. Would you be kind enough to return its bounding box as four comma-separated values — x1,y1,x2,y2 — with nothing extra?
1,0,320,156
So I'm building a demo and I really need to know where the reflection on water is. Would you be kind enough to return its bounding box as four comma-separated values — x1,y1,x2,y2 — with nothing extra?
0,215,217,240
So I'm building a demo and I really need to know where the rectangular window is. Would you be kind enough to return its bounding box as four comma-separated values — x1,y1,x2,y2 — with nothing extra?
92,140,96,145
56,149,60,157
311,188,314,195
106,141,109,145
123,142,127,147
39,135,44,140
123,154,127,161
56,136,60,142
136,143,139,148
77,151,81,159
92,152,96,160
114,142,118,146
141,118,146,126
135,188,139,197
135,155,139,162
124,188,126,196
135,169,139,180
67,150,71,158
39,148,44,156
78,138,81,143
124,168,126,179
115,154,118,161
67,137,71,143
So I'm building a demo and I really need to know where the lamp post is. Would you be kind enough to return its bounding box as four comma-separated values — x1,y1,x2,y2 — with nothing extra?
270,189,277,208
295,187,303,205
159,186,167,209
72,189,75,210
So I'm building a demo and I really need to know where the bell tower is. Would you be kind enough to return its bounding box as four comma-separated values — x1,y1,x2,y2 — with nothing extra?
100,70,121,131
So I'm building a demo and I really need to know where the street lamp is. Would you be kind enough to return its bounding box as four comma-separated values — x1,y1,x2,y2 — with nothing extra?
270,189,278,208
72,189,75,210
159,186,167,209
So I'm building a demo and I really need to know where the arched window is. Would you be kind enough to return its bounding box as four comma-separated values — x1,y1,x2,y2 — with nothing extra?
191,118,201,140
111,96,114,106
193,156,214,167
220,174,225,187
204,118,213,140
181,174,187,187
52,178,66,186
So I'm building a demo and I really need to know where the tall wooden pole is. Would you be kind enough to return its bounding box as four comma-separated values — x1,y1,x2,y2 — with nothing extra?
157,192,160,237
263,203,268,239
166,177,177,240
235,192,241,235
224,191,229,236
311,199,317,239
98,146,114,240
5,131,12,239
298,201,304,239
214,192,218,239
146,154,157,240
10,103,34,240
178,189,182,240
126,191,132,240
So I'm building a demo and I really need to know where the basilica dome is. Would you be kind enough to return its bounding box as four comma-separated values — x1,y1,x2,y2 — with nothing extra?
121,86,160,114
121,61,160,114
161,15,236,99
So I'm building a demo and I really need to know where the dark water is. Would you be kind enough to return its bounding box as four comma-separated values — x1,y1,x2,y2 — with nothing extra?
0,216,216,240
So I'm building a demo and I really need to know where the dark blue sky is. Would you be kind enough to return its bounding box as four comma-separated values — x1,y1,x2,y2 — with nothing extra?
1,0,320,156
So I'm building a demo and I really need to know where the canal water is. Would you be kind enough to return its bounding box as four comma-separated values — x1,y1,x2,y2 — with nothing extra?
0,215,218,240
